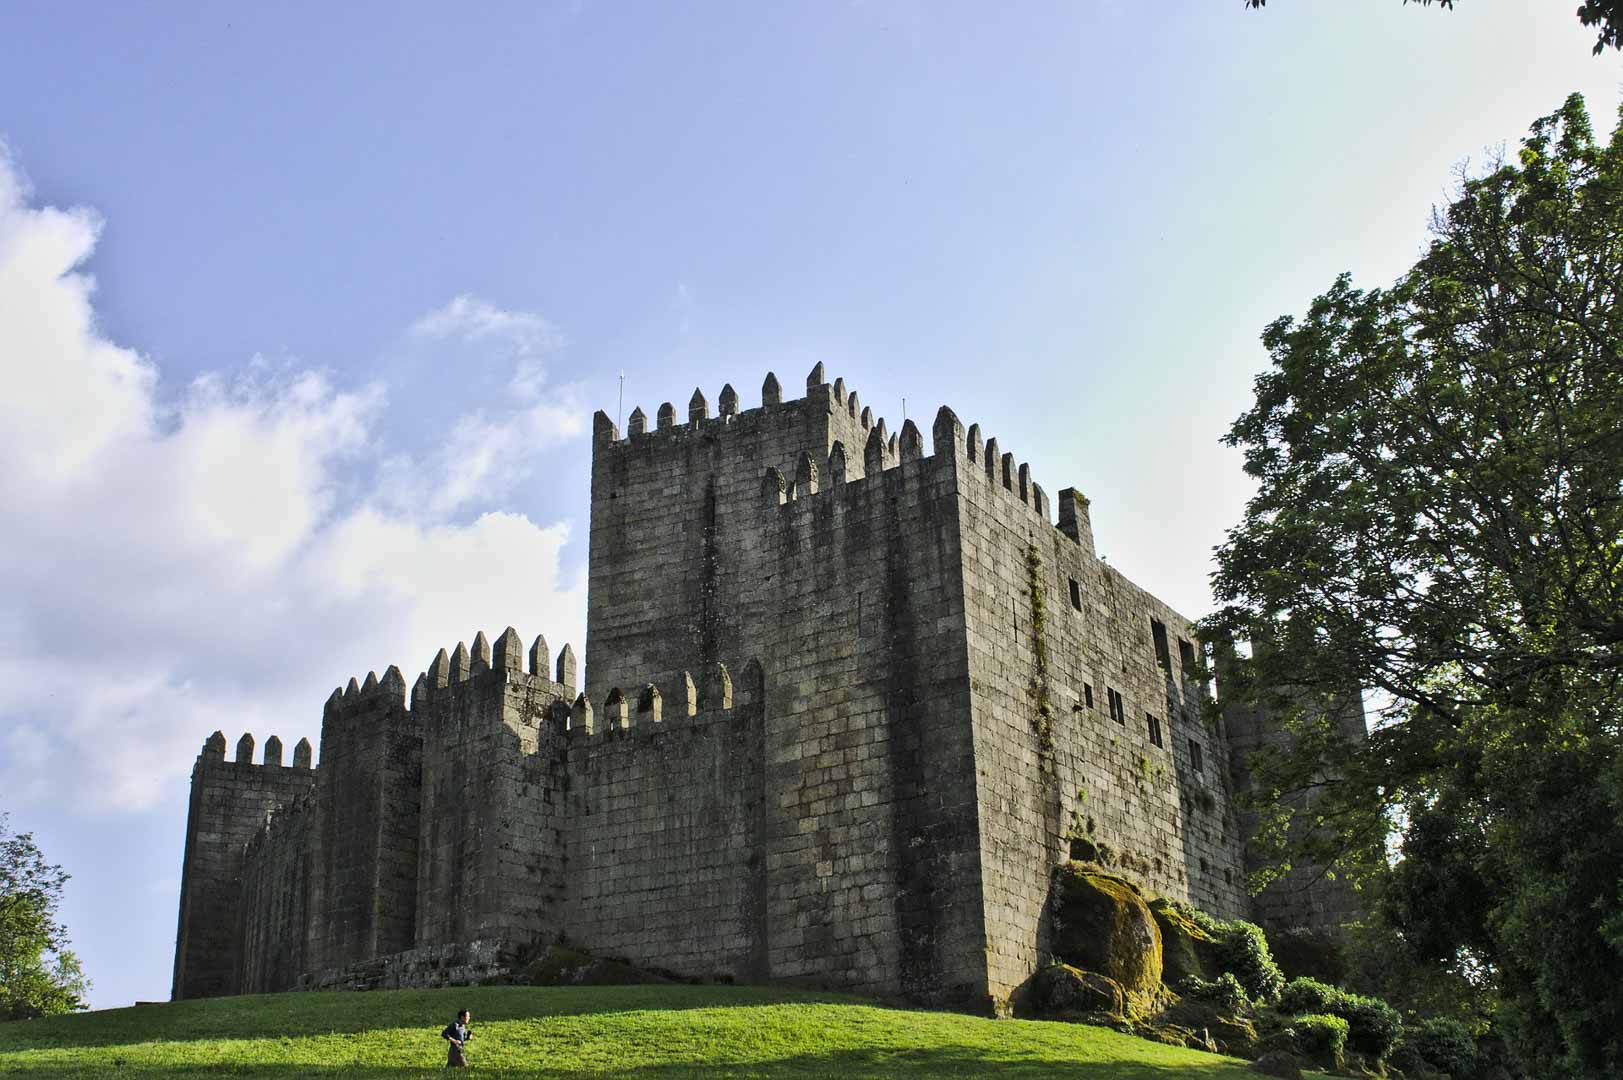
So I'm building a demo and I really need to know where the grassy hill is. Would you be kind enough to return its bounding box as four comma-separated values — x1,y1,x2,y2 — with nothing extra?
0,984,1304,1078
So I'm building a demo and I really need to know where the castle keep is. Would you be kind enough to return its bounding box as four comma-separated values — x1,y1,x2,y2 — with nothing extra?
173,365,1334,1010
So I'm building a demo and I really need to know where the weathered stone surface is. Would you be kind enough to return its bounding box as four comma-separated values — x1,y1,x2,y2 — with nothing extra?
1161,997,1261,1059
1150,896,1220,986
1251,1051,1303,1079
519,945,672,986
1051,864,1163,1000
1032,964,1126,1019
299,940,516,992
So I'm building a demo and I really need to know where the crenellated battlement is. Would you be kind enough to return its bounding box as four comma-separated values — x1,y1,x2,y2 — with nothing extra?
598,365,1088,550
198,729,314,770
319,627,580,723
565,658,761,748
594,363,902,462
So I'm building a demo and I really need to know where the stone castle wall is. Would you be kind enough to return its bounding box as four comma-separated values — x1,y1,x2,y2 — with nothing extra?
586,375,989,1003
307,668,423,973
171,733,314,1000
563,665,769,981
936,403,1249,999
172,364,1356,1009
412,632,571,950
1221,655,1369,932
238,795,311,994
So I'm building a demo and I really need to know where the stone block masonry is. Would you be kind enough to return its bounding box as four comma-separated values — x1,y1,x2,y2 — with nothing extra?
173,363,1362,1010
171,732,315,1000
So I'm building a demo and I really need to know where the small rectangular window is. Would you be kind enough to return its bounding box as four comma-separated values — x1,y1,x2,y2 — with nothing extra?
1178,638,1197,674
1069,578,1082,611
1147,712,1164,748
1107,688,1125,725
1189,738,1204,774
1151,619,1171,671
1083,684,1094,710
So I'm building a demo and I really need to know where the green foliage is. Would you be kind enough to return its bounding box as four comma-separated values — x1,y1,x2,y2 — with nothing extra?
1242,0,1621,55
1290,1013,1349,1070
1279,977,1336,1016
0,984,1285,1078
1177,972,1250,1014
1278,977,1400,1060
1333,992,1402,1061
0,814,88,1020
1026,544,1055,767
1396,1017,1480,1079
1202,94,1623,1080
1339,909,1497,1034
1190,910,1285,1004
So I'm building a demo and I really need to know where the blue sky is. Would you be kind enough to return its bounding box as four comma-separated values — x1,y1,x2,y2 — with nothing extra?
0,2,1616,1009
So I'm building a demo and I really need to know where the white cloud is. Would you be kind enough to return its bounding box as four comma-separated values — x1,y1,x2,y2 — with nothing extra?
0,155,587,813
409,293,561,352
378,294,586,519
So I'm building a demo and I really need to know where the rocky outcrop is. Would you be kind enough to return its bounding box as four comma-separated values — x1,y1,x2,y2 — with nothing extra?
1051,863,1163,1005
1149,897,1220,986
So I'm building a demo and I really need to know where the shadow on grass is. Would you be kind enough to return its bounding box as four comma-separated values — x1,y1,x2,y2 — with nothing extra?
0,1044,1267,1079
0,985,869,1049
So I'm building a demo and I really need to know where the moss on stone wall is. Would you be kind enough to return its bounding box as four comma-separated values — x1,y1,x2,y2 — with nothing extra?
1026,544,1055,769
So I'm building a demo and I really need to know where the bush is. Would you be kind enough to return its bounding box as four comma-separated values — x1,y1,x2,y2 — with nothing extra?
1279,976,1338,1015
1277,976,1402,1060
1291,1013,1349,1069
1177,972,1250,1014
1402,1017,1479,1078
1192,911,1286,1003
1335,991,1402,1059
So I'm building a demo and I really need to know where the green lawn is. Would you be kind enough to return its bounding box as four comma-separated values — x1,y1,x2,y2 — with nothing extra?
0,984,1296,1078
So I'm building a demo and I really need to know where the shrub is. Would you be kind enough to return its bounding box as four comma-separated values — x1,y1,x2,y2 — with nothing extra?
1177,972,1250,1014
1277,976,1402,1060
1192,911,1286,1003
1335,991,1402,1060
1279,976,1338,1015
1403,1017,1479,1078
1292,1013,1349,1069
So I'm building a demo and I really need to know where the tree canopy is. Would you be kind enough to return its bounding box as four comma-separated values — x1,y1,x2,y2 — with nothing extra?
0,814,89,1020
1203,94,1623,1078
1244,0,1622,55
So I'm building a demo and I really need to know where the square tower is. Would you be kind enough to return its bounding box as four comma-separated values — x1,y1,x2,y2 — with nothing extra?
584,367,1249,1008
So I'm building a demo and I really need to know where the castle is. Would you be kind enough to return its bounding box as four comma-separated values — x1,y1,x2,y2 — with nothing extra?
171,365,1355,1011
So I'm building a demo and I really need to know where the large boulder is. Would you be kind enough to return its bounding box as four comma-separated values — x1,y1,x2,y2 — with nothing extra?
1251,1051,1303,1079
1161,997,1262,1059
518,945,670,986
1149,896,1220,986
1051,863,1163,1003
1032,963,1127,1019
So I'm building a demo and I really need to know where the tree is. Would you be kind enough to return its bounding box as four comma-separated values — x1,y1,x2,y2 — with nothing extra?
1203,94,1623,1078
0,814,89,1019
1243,0,1623,55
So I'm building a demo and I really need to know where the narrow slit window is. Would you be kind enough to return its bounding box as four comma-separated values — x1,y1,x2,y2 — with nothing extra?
1189,738,1203,774
1178,638,1197,674
1147,712,1164,748
1151,619,1171,671
1069,578,1082,611
1083,684,1094,710
1107,688,1125,725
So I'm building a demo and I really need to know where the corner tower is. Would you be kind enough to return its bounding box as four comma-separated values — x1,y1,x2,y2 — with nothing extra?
586,367,990,1005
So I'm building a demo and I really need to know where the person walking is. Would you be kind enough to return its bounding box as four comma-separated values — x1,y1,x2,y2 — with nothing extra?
441,1008,473,1068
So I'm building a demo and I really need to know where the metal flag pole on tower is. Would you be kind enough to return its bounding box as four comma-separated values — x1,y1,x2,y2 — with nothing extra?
617,370,625,431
